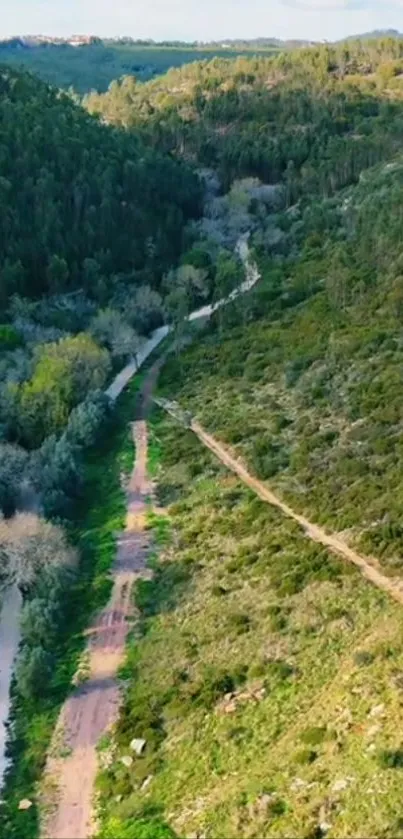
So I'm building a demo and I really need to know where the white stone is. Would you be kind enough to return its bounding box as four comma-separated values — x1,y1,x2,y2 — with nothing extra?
130,738,146,755
18,799,33,811
332,779,349,793
369,704,385,718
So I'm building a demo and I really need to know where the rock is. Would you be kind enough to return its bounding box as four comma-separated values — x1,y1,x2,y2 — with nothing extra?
366,743,377,753
369,704,385,718
366,724,381,739
18,799,33,811
130,738,146,755
141,775,153,791
121,755,133,768
332,779,348,793
115,795,123,803
290,778,306,791
319,822,332,833
258,793,275,812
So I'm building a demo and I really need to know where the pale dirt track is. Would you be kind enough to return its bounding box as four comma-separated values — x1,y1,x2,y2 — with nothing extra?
41,362,162,839
190,420,403,606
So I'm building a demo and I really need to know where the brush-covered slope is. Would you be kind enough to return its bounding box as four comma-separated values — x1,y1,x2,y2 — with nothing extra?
159,157,403,574
93,49,403,839
96,410,403,839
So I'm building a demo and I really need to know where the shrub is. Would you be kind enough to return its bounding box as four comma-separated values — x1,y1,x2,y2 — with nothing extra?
378,749,403,769
354,650,375,667
189,665,247,709
228,612,251,635
99,816,177,839
294,748,318,765
14,646,54,700
300,726,327,746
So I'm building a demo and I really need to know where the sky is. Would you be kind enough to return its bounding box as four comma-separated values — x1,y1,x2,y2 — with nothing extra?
2,0,403,43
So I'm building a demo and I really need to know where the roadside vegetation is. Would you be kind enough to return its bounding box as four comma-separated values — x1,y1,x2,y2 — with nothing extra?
0,376,140,839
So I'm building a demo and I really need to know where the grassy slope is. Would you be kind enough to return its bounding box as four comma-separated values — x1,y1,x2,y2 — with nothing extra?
96,409,403,839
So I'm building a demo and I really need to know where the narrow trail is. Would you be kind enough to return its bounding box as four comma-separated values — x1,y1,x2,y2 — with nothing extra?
172,415,403,607
41,361,162,839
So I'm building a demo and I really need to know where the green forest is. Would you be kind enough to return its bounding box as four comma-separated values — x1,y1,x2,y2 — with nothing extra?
0,42,279,94
3,35,403,839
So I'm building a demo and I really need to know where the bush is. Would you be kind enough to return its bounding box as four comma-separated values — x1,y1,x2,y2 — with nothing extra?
294,748,318,765
378,749,403,769
99,816,177,839
228,612,251,635
300,726,327,746
14,646,54,700
354,650,375,667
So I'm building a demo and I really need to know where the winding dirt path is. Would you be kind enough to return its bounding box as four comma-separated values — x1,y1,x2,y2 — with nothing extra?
41,362,162,839
185,420,403,606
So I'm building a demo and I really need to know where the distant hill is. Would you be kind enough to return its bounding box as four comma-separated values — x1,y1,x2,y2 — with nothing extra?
0,38,285,93
342,28,403,41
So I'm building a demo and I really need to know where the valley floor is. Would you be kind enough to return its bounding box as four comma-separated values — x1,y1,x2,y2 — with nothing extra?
41,362,162,838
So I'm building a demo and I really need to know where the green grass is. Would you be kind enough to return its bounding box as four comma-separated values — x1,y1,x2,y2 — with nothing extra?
94,409,403,839
0,375,142,839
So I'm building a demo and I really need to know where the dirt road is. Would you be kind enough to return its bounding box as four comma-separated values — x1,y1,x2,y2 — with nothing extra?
105,237,259,403
190,420,403,606
41,363,162,839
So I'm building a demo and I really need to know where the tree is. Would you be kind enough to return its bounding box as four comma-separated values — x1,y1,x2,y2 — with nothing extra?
14,645,53,700
14,334,110,447
111,324,142,362
0,513,77,598
46,255,69,294
213,250,243,332
125,285,164,335
0,443,28,517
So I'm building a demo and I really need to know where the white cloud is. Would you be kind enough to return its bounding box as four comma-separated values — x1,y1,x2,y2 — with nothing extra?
283,0,361,8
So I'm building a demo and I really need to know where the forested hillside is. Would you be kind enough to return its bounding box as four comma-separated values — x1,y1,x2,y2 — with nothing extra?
0,67,201,308
85,38,403,192
4,38,403,839
86,40,403,839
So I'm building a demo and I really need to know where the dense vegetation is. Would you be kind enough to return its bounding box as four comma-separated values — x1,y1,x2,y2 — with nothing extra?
92,41,403,837
0,67,201,308
0,61,203,806
85,38,403,192
4,35,403,839
159,154,403,576
0,376,142,839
